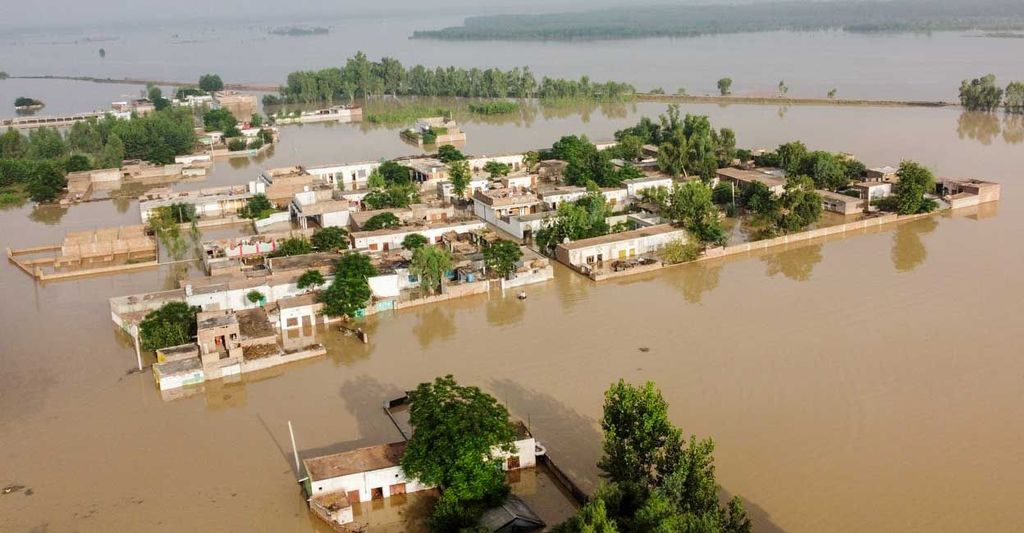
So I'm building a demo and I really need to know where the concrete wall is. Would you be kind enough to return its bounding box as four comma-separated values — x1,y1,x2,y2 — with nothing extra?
309,466,430,503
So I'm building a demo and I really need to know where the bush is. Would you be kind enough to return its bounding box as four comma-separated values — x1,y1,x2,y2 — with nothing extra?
311,226,349,251
227,138,247,152
363,212,402,231
139,302,199,351
659,238,701,264
246,290,265,305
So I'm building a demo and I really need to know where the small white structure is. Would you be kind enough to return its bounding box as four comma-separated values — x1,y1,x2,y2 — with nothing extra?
350,220,487,252
307,161,380,191
290,188,351,229
623,175,674,199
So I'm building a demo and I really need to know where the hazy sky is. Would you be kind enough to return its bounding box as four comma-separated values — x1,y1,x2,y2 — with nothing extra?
0,0,765,31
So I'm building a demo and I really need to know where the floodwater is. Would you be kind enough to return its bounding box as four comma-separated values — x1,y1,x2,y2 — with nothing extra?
3,16,1024,100
2,90,1024,533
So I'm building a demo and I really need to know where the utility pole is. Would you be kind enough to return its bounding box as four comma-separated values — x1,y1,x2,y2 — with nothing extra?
288,420,301,474
133,323,142,371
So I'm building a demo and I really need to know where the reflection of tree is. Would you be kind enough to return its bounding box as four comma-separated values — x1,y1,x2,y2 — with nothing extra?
411,307,457,350
1002,114,1024,144
891,217,938,273
676,261,722,304
228,156,251,170
113,196,131,214
485,294,525,327
957,111,1000,145
777,105,790,119
761,243,823,281
28,205,68,225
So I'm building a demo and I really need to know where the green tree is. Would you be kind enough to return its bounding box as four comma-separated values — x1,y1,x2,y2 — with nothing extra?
775,141,808,175
198,74,224,92
436,144,466,163
296,269,326,290
311,226,349,251
0,128,27,159
239,194,274,219
367,168,386,189
64,154,92,173
717,77,733,96
959,74,1003,112
656,130,688,177
483,160,512,178
246,290,266,305
828,88,838,99
616,134,645,162
138,301,198,351
483,239,523,279
599,380,683,486
552,497,619,533
400,375,517,530
878,160,937,215
98,133,125,168
448,159,471,198
402,233,429,250
27,128,66,160
68,121,103,155
363,212,402,231
1004,81,1024,114
377,160,412,184
666,181,727,246
411,245,452,295
147,85,170,111
203,108,237,132
799,151,849,191
26,161,66,202
319,252,376,318
249,113,264,127
777,79,788,96
271,237,313,257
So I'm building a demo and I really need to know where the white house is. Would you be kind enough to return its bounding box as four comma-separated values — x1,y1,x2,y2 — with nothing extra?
291,189,351,229
307,161,380,191
350,219,487,252
623,175,674,199
538,187,588,210
555,224,686,268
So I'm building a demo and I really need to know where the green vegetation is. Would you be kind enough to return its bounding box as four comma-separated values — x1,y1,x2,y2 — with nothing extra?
875,161,938,215
536,190,611,255
246,290,266,305
402,233,429,251
203,108,238,134
174,86,205,99
746,176,824,238
400,375,516,530
959,74,1004,111
319,252,377,319
436,144,466,163
666,181,728,246
615,105,736,181
468,101,520,114
447,159,471,199
553,380,751,533
238,194,275,220
226,138,247,152
717,78,732,96
658,238,701,265
147,85,170,111
270,26,330,36
311,226,349,252
483,160,511,178
198,74,224,93
269,237,313,257
138,301,199,351
1006,82,1024,113
266,51,633,104
362,212,402,231
413,0,1024,41
14,97,43,108
410,245,452,295
544,135,629,188
364,161,419,210
296,269,326,291
752,141,866,190
483,239,523,279
0,71,9,80
366,105,451,125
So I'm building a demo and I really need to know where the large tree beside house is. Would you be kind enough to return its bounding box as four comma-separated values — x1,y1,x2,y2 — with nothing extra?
410,246,452,295
483,239,523,279
319,253,376,318
400,375,517,531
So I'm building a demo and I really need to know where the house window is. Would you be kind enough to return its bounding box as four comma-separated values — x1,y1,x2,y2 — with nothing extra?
369,243,378,251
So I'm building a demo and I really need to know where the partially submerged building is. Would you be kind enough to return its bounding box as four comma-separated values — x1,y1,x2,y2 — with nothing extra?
819,190,867,215
716,167,786,195
941,178,1002,209
8,225,158,281
555,224,685,279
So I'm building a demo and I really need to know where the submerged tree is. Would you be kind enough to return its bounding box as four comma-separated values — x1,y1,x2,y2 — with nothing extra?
138,301,199,350
959,74,1003,112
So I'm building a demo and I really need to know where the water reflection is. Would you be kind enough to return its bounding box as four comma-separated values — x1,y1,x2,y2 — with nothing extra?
891,217,938,273
761,243,824,282
675,261,723,304
28,204,68,225
486,293,526,327
1002,114,1024,144
411,306,456,350
957,111,1001,145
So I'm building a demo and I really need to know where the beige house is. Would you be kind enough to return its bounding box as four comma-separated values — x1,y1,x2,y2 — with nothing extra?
716,167,786,194
214,91,257,120
819,190,866,215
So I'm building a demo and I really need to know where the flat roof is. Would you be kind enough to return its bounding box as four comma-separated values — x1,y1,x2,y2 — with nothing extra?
818,190,864,203
716,167,786,187
277,293,320,310
304,441,407,481
198,313,237,330
558,224,683,251
153,357,202,376
623,175,673,185
268,253,338,273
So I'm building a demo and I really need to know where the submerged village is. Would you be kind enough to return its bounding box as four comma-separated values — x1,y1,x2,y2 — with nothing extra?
2,79,1004,531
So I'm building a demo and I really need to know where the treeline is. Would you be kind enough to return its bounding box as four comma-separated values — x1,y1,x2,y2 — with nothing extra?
959,74,1024,113
0,108,196,203
412,0,1024,41
263,52,634,104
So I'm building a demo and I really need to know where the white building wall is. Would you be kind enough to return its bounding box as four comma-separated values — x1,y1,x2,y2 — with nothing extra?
309,467,431,503
353,220,487,251
566,229,686,266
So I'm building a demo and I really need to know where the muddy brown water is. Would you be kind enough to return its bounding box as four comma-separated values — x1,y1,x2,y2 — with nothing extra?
1,99,1023,532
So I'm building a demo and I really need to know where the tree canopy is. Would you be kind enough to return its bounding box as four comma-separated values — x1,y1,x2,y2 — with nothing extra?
311,226,349,252
319,253,377,318
138,301,199,351
362,212,402,231
959,74,1003,112
877,160,938,215
411,245,452,294
483,239,523,279
198,73,224,92
296,269,326,290
400,375,517,530
665,181,728,246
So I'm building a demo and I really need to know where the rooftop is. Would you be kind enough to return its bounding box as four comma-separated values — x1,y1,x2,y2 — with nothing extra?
304,441,408,481
558,224,683,251
716,167,786,188
474,188,540,207
268,253,338,274
153,357,202,376
236,307,276,338
197,312,237,330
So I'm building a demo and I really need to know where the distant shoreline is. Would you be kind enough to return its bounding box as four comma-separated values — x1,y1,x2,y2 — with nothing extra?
9,75,961,109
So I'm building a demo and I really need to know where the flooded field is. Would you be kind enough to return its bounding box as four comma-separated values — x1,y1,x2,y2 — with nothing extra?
1,96,1023,532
